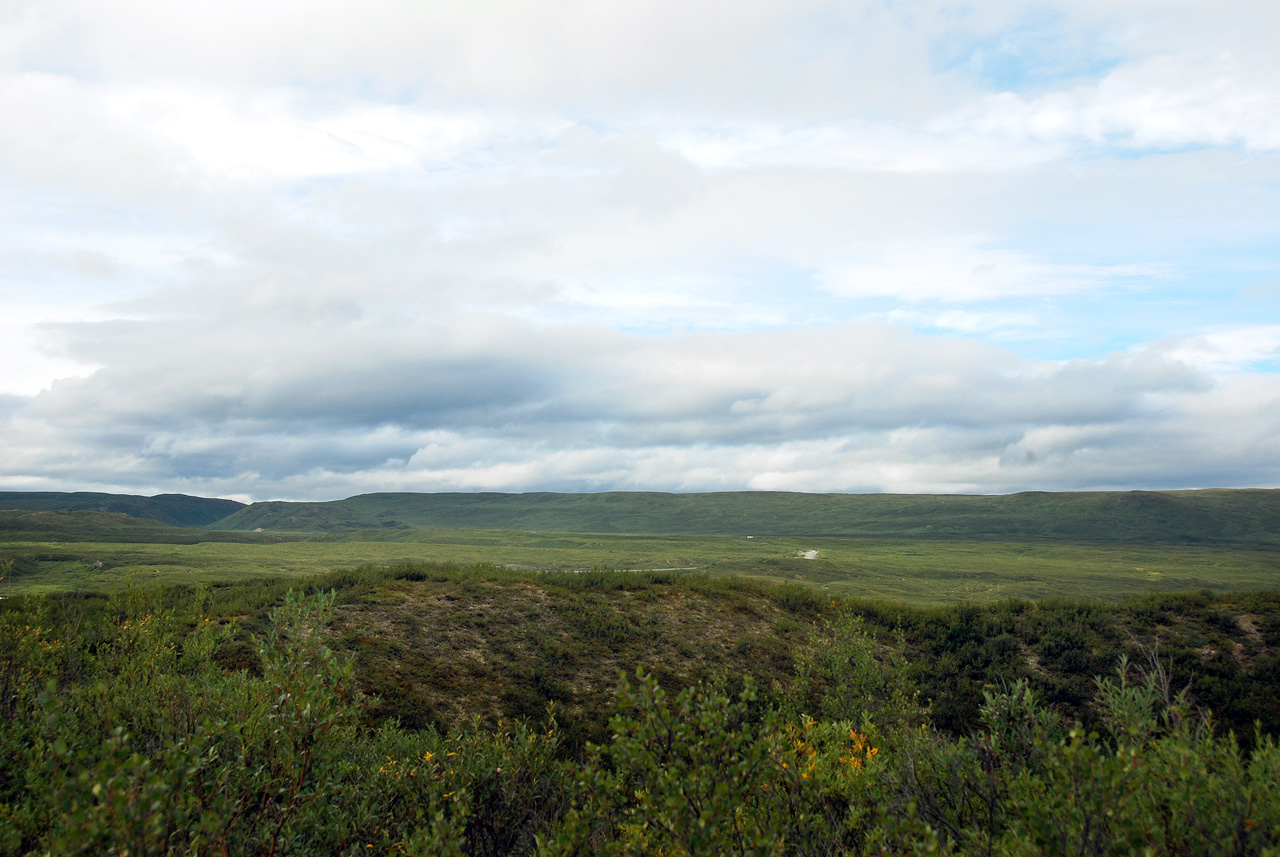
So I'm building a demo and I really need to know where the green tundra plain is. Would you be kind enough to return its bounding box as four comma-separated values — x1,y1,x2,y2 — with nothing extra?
4,521,1280,604
2,488,1278,603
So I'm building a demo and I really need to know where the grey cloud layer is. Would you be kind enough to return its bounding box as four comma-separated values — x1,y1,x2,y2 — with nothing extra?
4,313,1269,498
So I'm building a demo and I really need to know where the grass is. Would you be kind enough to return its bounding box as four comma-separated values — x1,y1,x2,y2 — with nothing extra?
3,524,1277,605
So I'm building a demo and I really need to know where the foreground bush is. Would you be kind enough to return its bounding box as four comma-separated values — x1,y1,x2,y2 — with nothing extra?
2,589,1280,855
1,591,569,855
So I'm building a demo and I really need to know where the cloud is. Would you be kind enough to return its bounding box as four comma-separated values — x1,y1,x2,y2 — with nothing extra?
1,0,948,116
818,239,1168,302
1144,325,1280,373
958,51,1280,152
2,0,1279,497
882,308,1041,336
4,308,1260,498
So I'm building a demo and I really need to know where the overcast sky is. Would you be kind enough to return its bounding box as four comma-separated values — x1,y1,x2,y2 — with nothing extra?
2,0,1279,501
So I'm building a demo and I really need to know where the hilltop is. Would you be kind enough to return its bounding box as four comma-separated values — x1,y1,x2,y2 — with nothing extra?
213,488,1280,545
6,487,1280,546
0,509,290,545
0,491,244,528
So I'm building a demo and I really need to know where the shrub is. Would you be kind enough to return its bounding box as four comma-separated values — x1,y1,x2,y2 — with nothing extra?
547,669,879,856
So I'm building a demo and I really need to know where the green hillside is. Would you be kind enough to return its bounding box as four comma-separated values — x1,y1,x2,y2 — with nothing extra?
0,491,244,527
215,489,1280,545
0,509,290,545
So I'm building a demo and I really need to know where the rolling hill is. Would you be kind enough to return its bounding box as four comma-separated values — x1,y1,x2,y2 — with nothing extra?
6,487,1280,546
0,491,244,527
213,488,1280,545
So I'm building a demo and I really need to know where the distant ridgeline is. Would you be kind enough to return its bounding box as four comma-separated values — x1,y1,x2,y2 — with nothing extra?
0,492,244,528
6,488,1274,545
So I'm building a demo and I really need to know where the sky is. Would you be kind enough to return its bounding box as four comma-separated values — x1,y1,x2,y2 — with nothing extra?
1,0,1279,502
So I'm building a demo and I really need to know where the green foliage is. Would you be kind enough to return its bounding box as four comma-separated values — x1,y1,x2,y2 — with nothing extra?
790,609,923,736
17,589,365,855
991,660,1259,856
0,587,581,856
548,670,878,856
873,670,1280,856
8,559,1279,748
4,572,1280,855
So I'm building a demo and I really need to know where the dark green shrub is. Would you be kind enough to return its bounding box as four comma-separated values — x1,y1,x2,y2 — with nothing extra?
548,670,880,856
5,578,1280,856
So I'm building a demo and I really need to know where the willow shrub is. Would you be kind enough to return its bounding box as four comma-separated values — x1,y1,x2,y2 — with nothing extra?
545,670,883,857
1,590,571,856
5,588,1280,856
882,667,1280,856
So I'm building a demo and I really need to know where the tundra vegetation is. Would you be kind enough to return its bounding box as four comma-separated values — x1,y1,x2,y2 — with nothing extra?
1,491,1279,854
2,508,1279,604
1,563,1279,855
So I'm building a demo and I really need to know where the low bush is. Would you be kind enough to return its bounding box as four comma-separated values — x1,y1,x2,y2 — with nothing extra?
4,580,1280,855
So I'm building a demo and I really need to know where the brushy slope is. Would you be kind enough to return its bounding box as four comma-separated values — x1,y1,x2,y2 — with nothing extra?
62,563,1265,749
0,491,244,527
8,578,1280,855
9,564,1280,749
313,568,1280,746
214,489,1280,544
4,566,1280,854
